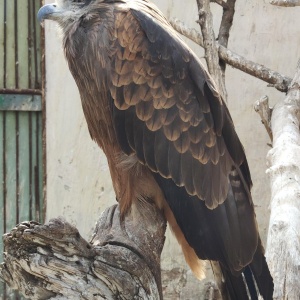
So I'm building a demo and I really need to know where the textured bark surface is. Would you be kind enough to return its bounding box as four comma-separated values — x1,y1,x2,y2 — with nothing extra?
270,0,300,6
254,95,273,142
265,64,300,299
0,201,166,299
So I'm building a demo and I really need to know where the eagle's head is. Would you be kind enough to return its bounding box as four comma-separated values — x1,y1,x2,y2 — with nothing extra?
37,0,95,26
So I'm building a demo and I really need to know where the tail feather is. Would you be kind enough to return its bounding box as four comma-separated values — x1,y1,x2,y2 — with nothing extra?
249,242,274,300
244,266,258,300
220,264,250,300
220,244,274,300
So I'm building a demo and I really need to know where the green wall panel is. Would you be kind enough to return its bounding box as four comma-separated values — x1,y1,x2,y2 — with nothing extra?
17,1,29,89
0,0,4,87
0,0,42,90
18,112,30,222
0,1,43,298
38,113,43,222
0,112,4,300
0,94,42,111
0,111,43,300
4,112,17,231
5,1,16,89
31,112,37,220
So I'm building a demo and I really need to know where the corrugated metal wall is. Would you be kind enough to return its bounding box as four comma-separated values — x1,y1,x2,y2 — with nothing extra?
0,1,44,299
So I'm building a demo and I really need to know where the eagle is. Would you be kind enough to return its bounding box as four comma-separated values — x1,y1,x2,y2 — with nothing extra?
38,0,273,299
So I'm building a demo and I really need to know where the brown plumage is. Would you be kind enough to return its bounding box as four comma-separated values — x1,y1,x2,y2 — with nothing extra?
38,1,273,299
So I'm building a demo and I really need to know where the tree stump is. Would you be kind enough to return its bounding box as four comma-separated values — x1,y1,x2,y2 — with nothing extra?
0,201,166,299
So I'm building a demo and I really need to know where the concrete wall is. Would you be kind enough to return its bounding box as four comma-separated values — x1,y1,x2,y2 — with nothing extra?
44,1,300,298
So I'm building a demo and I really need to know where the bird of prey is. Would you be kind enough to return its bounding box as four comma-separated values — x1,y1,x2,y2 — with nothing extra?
38,0,273,299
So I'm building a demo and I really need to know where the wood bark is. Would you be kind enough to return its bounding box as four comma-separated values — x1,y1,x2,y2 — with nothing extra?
265,64,300,299
254,95,273,142
217,0,236,76
0,201,166,299
210,0,227,8
270,0,300,6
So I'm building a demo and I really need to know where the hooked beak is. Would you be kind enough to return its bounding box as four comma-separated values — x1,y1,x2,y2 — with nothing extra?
37,3,60,25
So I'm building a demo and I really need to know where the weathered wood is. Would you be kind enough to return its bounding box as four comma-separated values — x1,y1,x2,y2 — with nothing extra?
0,200,166,299
37,112,44,221
217,0,236,76
18,112,31,222
17,0,29,89
0,95,42,111
0,0,4,89
5,0,16,89
34,0,42,88
0,111,4,300
265,64,300,299
210,0,227,7
254,95,273,142
270,0,300,6
5,112,17,232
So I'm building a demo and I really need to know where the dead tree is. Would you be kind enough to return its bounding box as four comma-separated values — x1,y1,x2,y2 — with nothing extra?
0,202,166,299
1,0,300,299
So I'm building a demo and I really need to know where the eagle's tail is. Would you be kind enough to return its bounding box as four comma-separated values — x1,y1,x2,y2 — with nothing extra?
220,241,273,300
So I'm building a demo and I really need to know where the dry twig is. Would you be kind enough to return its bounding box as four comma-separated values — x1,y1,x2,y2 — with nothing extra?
218,0,237,75
270,0,300,6
254,95,273,142
211,0,227,8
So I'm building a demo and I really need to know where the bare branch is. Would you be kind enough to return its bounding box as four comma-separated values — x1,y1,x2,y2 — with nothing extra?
170,18,292,92
210,0,227,8
196,0,228,100
171,18,204,46
218,0,237,75
270,0,300,6
254,95,273,141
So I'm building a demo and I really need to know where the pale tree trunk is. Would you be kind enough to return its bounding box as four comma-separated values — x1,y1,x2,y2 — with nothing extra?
0,201,166,299
264,64,300,299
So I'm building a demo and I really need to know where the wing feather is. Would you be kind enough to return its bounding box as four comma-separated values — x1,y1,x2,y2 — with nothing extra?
64,0,264,282
142,125,157,171
154,129,170,178
109,8,251,209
